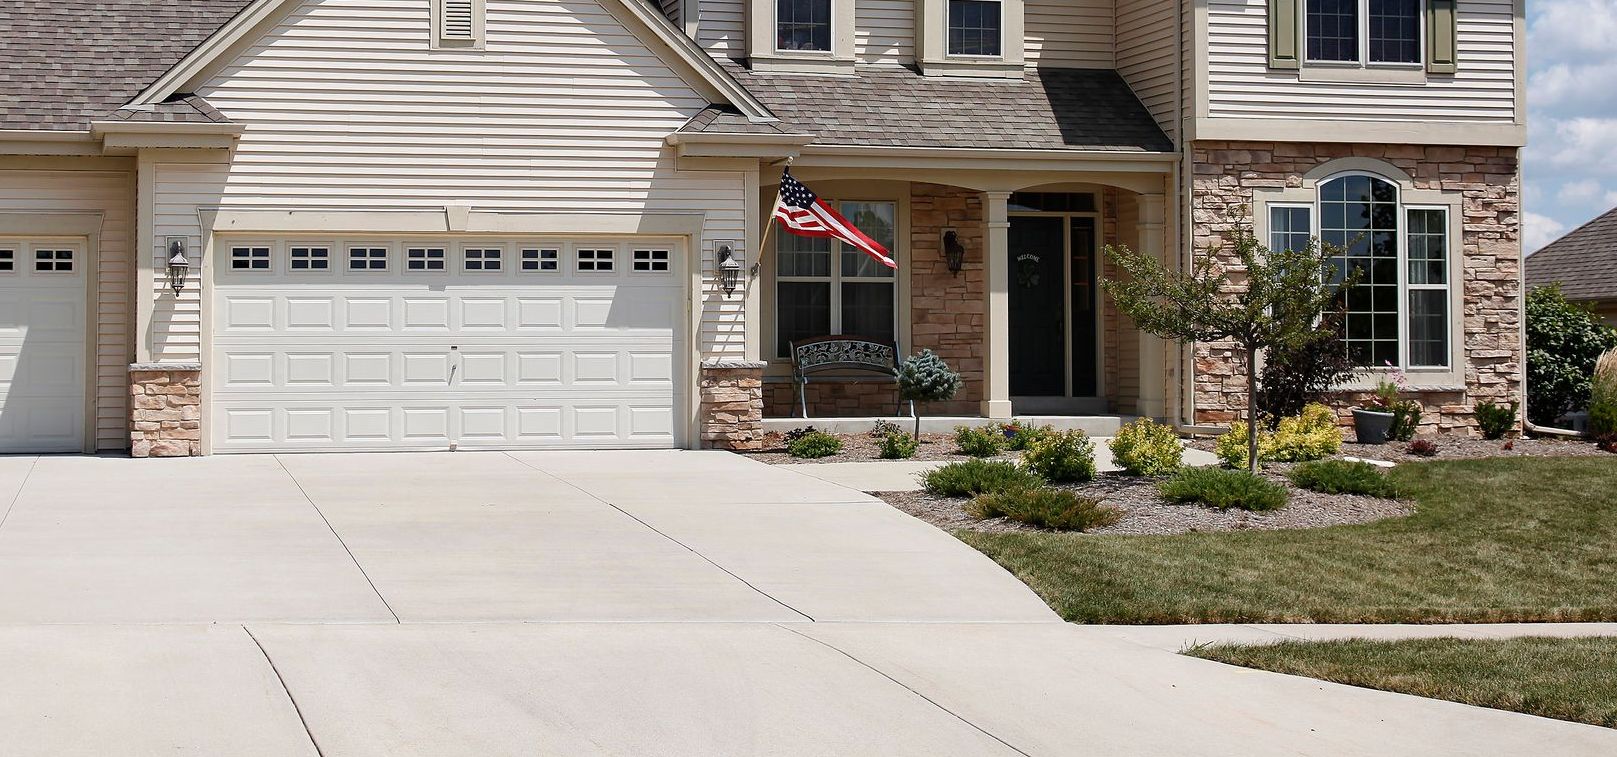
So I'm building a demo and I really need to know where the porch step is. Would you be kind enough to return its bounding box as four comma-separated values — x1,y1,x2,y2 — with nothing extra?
762,415,1130,437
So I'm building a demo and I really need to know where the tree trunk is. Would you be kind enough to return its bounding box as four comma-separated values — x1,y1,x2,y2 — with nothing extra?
1246,346,1261,474
914,405,922,440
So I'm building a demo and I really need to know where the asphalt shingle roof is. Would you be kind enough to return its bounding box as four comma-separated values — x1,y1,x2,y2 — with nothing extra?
704,62,1173,152
1526,206,1617,303
107,95,233,124
678,105,789,135
0,0,255,131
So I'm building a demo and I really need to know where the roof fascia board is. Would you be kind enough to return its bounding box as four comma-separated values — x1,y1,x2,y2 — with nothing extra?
666,132,813,158
91,122,244,137
132,0,293,106
0,130,103,157
796,144,1178,171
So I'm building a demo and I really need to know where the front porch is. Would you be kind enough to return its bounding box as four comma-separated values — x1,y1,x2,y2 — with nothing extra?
755,169,1181,428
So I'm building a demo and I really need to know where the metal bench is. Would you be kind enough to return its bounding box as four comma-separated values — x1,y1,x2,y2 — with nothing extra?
790,335,915,419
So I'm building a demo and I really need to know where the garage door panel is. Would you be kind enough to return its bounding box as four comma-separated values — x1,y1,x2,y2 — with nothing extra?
0,243,87,453
213,239,683,452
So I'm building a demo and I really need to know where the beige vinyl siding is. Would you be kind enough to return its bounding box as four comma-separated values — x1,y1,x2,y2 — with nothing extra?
698,0,747,57
1024,0,1114,68
660,0,682,26
856,0,915,64
0,161,134,450
149,160,225,364
149,0,747,362
1205,0,1517,121
1117,0,1179,139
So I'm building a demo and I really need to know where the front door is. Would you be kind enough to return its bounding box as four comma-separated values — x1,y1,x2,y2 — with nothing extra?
1008,217,1066,396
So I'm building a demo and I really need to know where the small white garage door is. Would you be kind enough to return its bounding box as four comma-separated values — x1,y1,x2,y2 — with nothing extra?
0,240,87,453
212,239,684,453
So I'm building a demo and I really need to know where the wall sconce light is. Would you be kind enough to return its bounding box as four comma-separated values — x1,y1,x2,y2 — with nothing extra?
942,228,967,275
166,238,190,295
716,243,743,297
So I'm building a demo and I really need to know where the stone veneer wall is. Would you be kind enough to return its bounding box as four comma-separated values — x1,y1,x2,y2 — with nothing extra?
764,183,986,418
700,360,766,450
129,364,203,457
1191,141,1521,432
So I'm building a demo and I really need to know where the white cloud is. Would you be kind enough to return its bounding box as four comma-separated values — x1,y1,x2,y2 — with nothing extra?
1606,190,1617,207
1523,212,1569,254
1557,179,1603,204
1535,117,1617,172
1529,0,1617,62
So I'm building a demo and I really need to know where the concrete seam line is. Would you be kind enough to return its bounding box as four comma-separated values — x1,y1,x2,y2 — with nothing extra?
776,624,1033,757
273,454,401,624
0,456,39,535
500,452,817,622
244,626,326,757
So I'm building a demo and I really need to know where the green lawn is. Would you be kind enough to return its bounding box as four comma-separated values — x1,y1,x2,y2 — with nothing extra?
957,457,1617,624
1189,636,1617,728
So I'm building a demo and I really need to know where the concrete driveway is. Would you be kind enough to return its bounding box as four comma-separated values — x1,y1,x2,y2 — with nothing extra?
0,451,1611,755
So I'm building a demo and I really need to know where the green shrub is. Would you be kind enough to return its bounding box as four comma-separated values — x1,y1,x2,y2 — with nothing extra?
868,419,903,439
1591,348,1617,436
1216,403,1340,468
786,430,843,459
1526,284,1617,425
920,459,1043,497
1022,430,1098,483
1108,418,1183,476
1388,399,1422,442
1159,467,1288,511
1288,459,1400,497
878,431,919,459
968,487,1123,531
1474,400,1518,440
954,424,1007,457
899,349,963,439
1003,420,1054,451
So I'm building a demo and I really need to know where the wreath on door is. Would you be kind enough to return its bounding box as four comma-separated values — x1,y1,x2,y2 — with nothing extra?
1015,253,1042,289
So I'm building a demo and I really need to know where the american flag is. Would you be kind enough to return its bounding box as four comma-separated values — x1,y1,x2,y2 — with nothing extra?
772,170,896,269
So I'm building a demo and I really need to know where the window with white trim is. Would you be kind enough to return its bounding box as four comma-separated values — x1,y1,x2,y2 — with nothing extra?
948,0,1003,56
1306,0,1421,65
521,248,559,272
290,246,330,271
632,249,671,272
406,247,445,271
230,246,271,271
349,246,388,271
1277,174,1453,369
578,248,615,272
464,247,502,271
775,200,896,358
0,248,13,273
777,0,831,51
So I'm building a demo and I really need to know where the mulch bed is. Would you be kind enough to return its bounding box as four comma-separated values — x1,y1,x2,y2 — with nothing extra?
1185,434,1612,462
742,430,1019,465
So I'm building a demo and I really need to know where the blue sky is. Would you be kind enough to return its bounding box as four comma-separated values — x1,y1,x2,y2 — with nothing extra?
1523,0,1617,251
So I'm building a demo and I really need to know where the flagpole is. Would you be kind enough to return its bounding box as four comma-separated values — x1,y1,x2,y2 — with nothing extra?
757,158,790,258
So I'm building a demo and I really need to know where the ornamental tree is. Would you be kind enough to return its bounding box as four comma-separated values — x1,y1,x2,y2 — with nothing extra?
898,349,962,439
1101,212,1352,473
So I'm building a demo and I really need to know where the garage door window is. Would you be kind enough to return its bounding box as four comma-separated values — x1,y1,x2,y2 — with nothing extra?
633,249,670,273
350,247,389,271
407,247,446,271
35,248,76,273
230,246,271,271
578,248,615,272
521,248,559,272
464,247,503,271
0,248,12,272
290,246,330,271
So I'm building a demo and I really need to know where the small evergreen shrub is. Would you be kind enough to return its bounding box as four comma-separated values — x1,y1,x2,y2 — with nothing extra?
1108,418,1183,476
898,349,963,438
1002,420,1054,451
955,424,1008,457
1288,459,1400,497
920,459,1043,497
786,430,843,459
1407,438,1439,457
1159,468,1289,511
1022,430,1098,483
868,419,904,439
878,431,919,459
967,487,1123,531
1473,400,1518,440
1216,403,1340,468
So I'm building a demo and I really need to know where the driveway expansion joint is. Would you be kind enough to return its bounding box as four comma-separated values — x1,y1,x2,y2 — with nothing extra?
0,455,39,535
245,625,326,757
273,454,401,624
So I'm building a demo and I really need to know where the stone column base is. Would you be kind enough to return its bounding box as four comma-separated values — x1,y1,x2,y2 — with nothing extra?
129,363,203,458
699,359,766,451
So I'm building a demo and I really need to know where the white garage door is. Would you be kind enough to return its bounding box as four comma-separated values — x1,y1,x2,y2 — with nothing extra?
212,239,684,453
0,240,87,453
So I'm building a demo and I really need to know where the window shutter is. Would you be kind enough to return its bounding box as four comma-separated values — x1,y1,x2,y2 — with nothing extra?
1425,0,1458,74
441,0,475,39
1268,0,1300,70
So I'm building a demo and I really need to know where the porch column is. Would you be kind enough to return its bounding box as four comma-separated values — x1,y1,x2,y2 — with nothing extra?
1137,193,1169,419
981,191,1013,419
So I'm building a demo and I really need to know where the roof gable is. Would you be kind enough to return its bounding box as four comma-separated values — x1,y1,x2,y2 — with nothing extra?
0,1,255,131
1526,206,1617,302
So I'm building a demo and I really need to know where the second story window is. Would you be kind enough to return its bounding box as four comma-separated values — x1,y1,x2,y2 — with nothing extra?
777,0,831,52
948,0,1002,57
1306,0,1421,65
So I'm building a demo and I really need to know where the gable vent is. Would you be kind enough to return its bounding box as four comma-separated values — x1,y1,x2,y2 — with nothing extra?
442,0,475,38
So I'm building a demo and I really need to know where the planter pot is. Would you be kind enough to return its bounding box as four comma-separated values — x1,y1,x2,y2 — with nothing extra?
1352,408,1395,445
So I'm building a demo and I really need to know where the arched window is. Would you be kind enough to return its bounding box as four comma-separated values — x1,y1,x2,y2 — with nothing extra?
1268,172,1452,370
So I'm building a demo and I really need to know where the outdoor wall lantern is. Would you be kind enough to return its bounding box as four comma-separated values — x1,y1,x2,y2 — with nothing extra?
942,228,967,275
716,243,744,297
166,238,191,295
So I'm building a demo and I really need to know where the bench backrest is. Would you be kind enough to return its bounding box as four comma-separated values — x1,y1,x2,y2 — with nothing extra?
791,336,901,377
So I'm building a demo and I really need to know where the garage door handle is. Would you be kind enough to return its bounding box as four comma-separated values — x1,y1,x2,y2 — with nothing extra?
450,346,458,385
